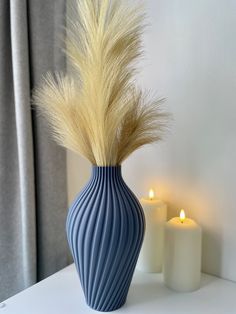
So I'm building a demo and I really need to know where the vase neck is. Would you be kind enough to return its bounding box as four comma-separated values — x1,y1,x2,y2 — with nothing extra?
92,165,122,177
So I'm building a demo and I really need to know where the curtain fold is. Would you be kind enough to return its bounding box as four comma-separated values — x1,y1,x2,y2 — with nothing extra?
10,0,37,289
0,0,70,302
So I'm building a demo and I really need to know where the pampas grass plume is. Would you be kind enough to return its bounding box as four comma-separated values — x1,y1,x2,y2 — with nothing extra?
33,0,170,166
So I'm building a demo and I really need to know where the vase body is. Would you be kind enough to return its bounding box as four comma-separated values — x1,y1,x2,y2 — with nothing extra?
66,166,145,312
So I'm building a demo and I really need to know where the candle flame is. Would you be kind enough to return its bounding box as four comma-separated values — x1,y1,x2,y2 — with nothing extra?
149,189,155,200
180,209,186,223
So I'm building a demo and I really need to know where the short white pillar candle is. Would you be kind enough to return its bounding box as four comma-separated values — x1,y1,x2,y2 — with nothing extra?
137,189,167,272
163,209,202,292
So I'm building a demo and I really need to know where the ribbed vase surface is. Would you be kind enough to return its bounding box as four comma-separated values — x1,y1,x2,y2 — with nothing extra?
66,166,145,312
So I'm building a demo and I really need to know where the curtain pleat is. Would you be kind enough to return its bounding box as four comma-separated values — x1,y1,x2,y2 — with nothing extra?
27,0,71,282
10,0,37,288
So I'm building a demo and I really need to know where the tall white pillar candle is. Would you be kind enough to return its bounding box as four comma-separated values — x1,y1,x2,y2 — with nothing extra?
163,210,202,292
137,189,167,272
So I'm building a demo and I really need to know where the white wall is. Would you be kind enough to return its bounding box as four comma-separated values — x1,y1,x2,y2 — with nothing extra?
67,0,236,282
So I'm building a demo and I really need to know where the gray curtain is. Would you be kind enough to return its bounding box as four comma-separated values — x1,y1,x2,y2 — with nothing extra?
0,0,71,302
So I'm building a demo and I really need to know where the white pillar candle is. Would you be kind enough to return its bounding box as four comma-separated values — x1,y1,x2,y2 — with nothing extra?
163,210,202,292
137,189,167,272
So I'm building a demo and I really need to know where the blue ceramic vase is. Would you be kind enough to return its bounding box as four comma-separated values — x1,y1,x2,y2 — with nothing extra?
66,166,145,312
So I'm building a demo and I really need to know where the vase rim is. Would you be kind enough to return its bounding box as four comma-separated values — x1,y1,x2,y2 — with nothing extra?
92,165,121,168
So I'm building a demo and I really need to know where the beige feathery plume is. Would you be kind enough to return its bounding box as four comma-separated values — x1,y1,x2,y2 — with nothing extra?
33,0,169,166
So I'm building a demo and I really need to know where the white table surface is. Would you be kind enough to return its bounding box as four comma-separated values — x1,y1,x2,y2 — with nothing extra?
1,264,236,314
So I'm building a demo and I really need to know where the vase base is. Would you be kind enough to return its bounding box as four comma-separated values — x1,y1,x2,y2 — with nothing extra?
86,298,126,312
